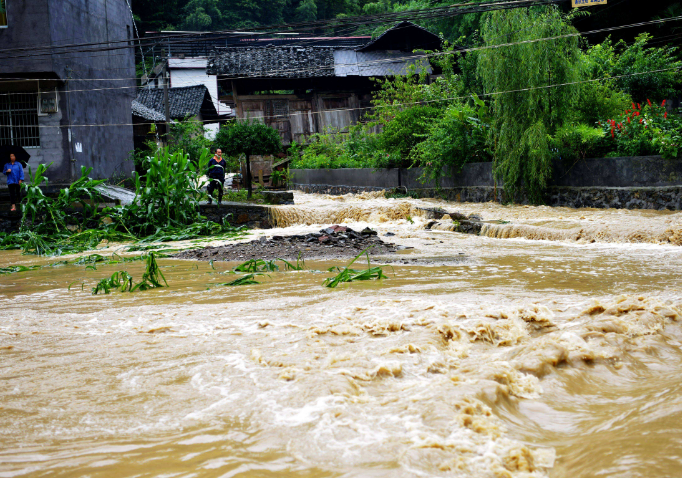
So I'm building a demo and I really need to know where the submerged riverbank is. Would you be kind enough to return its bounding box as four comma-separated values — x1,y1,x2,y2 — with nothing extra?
2,191,682,478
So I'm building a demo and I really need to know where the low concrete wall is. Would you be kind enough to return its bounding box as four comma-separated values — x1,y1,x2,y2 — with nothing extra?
551,156,682,188
200,203,273,229
291,156,682,210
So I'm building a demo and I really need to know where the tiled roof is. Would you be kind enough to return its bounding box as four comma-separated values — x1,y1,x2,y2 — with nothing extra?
356,21,443,52
134,85,214,120
131,100,166,121
207,46,336,78
334,50,432,77
143,31,371,58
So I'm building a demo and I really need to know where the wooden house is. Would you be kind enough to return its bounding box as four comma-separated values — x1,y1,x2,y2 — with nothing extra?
206,22,444,145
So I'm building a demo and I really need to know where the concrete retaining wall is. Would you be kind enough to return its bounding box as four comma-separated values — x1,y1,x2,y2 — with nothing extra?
291,156,682,210
199,203,273,229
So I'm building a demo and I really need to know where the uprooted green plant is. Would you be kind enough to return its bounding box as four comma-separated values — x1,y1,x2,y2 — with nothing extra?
216,273,264,287
323,247,389,288
233,259,281,273
0,264,41,275
92,271,134,295
89,253,167,294
233,252,306,273
131,252,168,291
278,252,305,271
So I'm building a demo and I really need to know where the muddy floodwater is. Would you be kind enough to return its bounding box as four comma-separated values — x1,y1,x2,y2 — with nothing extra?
2,192,682,478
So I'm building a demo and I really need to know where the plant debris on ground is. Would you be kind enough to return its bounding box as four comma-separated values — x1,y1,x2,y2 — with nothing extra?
174,225,403,262
0,149,246,257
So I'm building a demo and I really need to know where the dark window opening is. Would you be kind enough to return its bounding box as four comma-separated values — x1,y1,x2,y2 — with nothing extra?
0,93,40,148
323,97,349,110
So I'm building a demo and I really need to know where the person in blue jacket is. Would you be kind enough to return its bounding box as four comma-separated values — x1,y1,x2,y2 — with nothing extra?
206,149,226,204
3,153,24,212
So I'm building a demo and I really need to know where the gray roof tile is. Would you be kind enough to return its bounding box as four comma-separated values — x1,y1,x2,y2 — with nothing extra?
134,85,214,120
131,100,166,121
207,46,335,78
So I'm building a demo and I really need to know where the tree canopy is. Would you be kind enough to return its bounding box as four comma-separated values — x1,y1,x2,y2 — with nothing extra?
132,0,682,47
215,120,282,198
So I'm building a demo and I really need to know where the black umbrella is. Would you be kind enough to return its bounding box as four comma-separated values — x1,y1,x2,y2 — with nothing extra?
0,144,31,168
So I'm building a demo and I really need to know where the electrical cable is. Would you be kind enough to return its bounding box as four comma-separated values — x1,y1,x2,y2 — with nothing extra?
0,0,565,59
0,14,680,87
0,65,678,130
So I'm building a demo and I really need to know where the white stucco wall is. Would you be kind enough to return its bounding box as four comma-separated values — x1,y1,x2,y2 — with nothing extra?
168,59,230,140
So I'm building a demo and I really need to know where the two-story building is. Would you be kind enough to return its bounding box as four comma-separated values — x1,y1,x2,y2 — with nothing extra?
0,0,136,185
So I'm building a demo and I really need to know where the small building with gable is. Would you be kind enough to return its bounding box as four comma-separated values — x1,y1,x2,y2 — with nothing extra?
198,22,444,146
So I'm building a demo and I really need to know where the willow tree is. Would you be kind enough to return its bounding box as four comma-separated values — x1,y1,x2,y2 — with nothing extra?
477,7,580,203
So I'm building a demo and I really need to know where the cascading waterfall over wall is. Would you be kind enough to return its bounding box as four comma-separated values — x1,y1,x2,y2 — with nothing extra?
480,222,682,246
269,202,429,228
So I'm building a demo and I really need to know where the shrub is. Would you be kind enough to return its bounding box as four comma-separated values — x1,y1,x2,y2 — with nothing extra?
550,124,607,161
290,126,387,170
410,98,491,185
168,117,212,163
600,100,682,159
572,80,632,126
379,105,443,165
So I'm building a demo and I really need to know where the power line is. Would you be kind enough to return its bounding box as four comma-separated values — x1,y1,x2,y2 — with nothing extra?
1,15,680,90
0,0,565,60
1,65,678,130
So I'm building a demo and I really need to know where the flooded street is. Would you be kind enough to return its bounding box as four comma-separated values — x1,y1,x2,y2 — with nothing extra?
2,192,682,477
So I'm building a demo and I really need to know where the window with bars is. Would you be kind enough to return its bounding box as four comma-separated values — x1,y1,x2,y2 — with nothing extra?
0,93,40,148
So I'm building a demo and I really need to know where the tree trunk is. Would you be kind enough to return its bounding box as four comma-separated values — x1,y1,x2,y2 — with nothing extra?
246,153,253,199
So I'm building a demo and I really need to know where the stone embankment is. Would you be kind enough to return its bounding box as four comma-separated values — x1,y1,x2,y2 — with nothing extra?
291,155,682,210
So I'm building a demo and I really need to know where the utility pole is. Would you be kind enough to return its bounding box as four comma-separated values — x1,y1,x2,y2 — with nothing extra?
163,61,170,144
65,66,76,181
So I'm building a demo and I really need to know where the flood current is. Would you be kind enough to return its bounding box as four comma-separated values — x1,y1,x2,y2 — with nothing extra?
2,192,682,477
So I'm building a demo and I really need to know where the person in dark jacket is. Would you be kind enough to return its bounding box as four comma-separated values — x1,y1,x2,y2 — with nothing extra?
3,153,24,212
207,149,226,204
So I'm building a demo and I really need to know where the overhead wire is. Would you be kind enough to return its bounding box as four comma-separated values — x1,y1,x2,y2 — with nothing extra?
1,65,678,130
0,14,679,90
0,0,565,60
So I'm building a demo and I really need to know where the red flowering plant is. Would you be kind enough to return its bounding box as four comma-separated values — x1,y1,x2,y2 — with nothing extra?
599,100,682,159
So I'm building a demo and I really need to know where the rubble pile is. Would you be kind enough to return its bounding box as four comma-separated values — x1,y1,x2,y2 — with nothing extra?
174,225,401,262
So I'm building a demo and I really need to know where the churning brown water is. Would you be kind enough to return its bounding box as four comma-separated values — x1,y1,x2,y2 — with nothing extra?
2,192,682,478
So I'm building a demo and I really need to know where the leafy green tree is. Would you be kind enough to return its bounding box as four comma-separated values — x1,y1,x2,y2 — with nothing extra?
183,0,223,30
132,0,186,31
477,6,580,203
296,0,318,22
583,33,682,102
167,118,212,162
215,120,282,198
220,0,287,28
